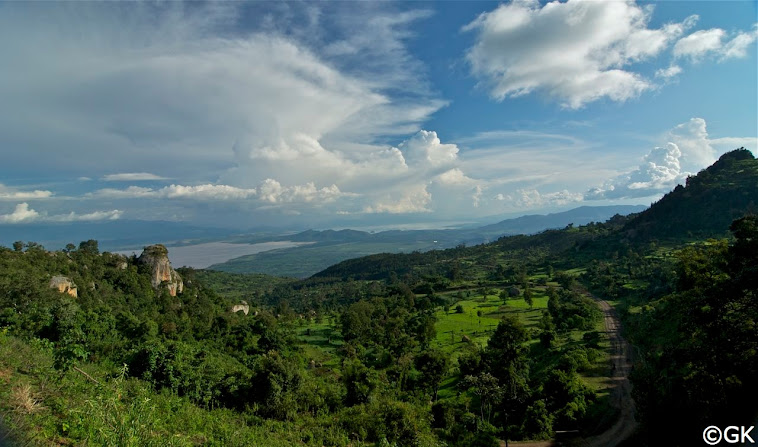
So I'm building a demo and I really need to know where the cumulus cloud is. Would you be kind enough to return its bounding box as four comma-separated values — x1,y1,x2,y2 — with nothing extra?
464,0,695,108
0,184,53,201
102,173,168,181
435,168,476,186
400,130,459,168
586,117,754,200
674,25,758,62
363,185,432,214
0,203,40,223
586,142,687,199
0,203,121,224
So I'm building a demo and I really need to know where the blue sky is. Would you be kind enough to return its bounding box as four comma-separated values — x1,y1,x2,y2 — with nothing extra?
0,1,756,230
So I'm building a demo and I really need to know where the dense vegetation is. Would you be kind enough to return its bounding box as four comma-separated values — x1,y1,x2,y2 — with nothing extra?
0,240,607,445
0,149,756,446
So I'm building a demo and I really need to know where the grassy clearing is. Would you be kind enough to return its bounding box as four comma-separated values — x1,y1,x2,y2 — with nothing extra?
295,318,343,369
431,288,549,355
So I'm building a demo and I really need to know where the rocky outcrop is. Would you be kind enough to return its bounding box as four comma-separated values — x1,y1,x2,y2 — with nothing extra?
232,300,249,315
137,244,183,296
49,276,77,297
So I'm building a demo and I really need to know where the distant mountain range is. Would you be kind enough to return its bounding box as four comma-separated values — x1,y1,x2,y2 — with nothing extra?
210,204,647,277
0,204,646,254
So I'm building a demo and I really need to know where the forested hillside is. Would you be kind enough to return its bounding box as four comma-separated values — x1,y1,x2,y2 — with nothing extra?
0,149,755,446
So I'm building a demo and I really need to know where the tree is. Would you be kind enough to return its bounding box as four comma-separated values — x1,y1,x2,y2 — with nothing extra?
523,287,533,308
12,241,23,252
78,239,99,255
554,271,575,289
463,372,501,424
343,359,376,406
484,316,530,437
415,349,449,401
252,351,302,420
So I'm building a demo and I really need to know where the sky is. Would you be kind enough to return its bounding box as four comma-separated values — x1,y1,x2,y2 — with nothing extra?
0,0,756,230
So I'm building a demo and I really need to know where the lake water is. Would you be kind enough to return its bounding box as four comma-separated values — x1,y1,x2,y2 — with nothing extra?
116,241,312,269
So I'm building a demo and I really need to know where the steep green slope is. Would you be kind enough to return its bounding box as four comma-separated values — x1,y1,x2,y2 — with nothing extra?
623,148,757,240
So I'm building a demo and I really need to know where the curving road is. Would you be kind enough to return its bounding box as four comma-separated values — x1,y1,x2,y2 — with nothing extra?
507,292,637,447
580,294,637,447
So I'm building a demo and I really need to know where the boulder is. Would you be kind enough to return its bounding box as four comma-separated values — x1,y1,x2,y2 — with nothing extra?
232,300,250,315
49,276,78,297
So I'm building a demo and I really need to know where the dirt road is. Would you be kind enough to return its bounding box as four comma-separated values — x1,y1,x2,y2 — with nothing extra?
504,292,637,447
579,294,637,447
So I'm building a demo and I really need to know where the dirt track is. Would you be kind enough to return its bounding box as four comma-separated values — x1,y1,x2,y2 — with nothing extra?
504,292,637,447
580,294,637,447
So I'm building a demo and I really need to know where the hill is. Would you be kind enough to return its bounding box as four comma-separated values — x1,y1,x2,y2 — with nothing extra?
622,148,757,240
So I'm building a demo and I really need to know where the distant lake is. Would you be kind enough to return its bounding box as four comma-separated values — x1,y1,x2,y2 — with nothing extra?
116,241,312,269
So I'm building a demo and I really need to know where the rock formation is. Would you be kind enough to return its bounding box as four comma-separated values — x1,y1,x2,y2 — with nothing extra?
232,300,249,315
49,276,78,297
137,244,183,296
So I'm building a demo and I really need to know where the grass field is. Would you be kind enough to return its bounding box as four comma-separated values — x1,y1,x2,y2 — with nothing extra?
431,289,549,354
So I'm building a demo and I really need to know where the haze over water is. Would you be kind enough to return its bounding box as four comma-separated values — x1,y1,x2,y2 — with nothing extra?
118,241,312,269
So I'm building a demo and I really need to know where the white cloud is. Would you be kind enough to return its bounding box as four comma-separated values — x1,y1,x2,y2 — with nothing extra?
0,203,121,224
256,179,347,204
363,184,432,214
464,0,695,108
471,185,483,208
400,130,459,168
513,189,583,208
102,173,168,181
655,65,682,79
90,181,350,204
0,2,443,190
674,25,758,62
0,184,53,201
0,203,40,223
49,210,123,222
721,26,758,60
586,142,687,199
435,168,476,186
586,117,754,200
667,117,715,169
674,28,726,60
164,184,259,201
